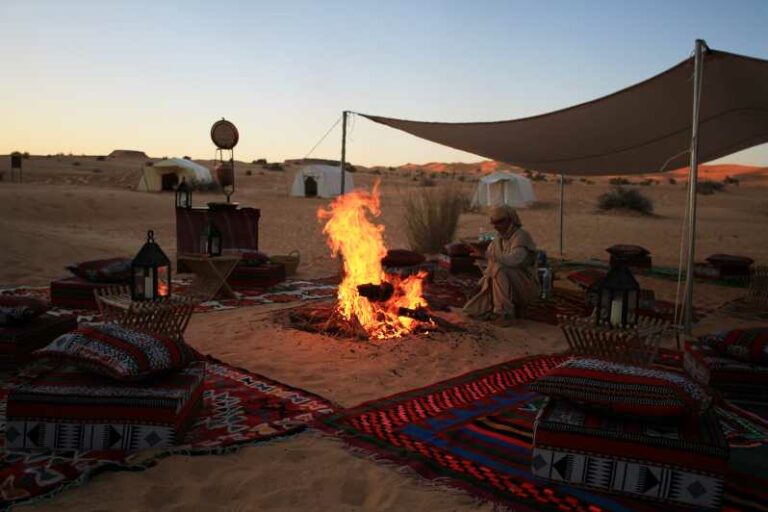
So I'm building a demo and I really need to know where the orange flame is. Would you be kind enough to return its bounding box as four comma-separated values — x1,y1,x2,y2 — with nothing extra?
157,280,169,297
317,181,427,339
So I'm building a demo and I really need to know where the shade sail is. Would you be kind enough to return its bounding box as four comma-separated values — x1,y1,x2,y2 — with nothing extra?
359,49,768,176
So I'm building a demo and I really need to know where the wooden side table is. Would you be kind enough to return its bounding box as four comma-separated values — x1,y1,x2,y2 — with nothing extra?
178,253,241,302
94,286,196,342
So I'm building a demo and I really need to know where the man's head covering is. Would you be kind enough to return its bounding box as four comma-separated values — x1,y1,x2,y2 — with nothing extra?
490,205,522,227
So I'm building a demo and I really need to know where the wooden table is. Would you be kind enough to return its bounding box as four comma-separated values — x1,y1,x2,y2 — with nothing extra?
178,253,241,302
94,287,196,342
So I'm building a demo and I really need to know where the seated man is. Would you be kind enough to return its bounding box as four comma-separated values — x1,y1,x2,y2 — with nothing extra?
463,205,540,326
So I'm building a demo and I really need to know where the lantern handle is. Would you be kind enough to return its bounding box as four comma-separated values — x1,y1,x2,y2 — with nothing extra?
147,230,155,243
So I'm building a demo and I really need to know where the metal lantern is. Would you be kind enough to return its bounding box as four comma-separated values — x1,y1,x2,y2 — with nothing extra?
131,230,172,301
215,161,235,203
199,222,223,256
595,263,640,328
175,177,192,209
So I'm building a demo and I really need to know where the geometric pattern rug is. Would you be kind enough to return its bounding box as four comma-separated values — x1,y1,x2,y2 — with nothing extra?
0,277,339,323
0,357,336,511
316,354,767,512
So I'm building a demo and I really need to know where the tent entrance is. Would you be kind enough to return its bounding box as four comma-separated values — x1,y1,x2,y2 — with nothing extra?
304,176,318,197
161,173,179,191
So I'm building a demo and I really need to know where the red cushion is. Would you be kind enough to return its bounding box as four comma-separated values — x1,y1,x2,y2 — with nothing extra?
530,358,711,417
67,257,132,283
566,269,606,290
238,250,270,267
381,249,426,268
705,253,754,267
32,324,192,381
606,244,650,258
443,242,472,257
708,328,768,365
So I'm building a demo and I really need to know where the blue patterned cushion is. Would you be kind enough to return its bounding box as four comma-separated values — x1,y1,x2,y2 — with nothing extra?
0,306,35,327
66,258,132,283
33,324,192,381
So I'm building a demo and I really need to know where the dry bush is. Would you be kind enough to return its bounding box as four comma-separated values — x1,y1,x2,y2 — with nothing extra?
697,180,725,195
597,187,654,215
404,186,467,253
420,176,436,187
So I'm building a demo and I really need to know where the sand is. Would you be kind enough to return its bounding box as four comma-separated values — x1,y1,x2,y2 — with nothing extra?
1,155,764,511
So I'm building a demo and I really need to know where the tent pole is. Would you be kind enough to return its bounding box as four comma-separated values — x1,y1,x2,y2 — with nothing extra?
340,110,348,194
559,174,565,257
683,39,706,335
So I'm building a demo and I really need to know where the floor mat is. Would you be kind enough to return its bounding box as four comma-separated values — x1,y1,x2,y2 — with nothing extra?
0,357,336,510
317,354,767,512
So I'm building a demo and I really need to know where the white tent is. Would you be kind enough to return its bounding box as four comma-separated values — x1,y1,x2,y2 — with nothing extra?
137,158,213,192
290,164,355,198
471,172,536,208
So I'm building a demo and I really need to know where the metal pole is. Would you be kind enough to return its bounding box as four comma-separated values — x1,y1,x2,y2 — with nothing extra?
340,111,348,194
559,173,565,257
683,39,706,334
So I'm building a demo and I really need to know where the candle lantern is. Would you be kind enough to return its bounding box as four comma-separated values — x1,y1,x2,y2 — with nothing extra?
175,177,192,209
594,263,639,328
199,222,223,256
131,230,172,301
215,161,235,203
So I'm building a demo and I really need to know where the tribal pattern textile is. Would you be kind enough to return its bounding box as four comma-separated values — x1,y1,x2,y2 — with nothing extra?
685,339,768,388
532,400,728,509
0,357,336,510
708,328,768,365
6,363,205,452
0,315,78,371
31,324,192,381
317,354,768,512
529,357,712,417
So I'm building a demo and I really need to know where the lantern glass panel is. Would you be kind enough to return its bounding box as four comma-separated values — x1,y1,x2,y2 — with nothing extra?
626,289,638,325
132,267,146,300
157,266,170,297
598,289,611,324
199,233,209,255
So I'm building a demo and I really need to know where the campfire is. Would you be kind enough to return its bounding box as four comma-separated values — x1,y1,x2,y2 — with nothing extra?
289,182,438,340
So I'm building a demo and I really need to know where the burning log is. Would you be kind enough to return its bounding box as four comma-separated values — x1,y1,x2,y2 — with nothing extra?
357,282,394,302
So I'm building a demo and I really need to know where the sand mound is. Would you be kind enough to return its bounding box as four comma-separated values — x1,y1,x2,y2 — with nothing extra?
109,149,148,159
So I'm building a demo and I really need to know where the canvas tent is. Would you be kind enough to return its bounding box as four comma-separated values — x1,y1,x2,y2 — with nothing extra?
137,158,213,192
290,164,355,198
472,172,536,208
337,41,768,333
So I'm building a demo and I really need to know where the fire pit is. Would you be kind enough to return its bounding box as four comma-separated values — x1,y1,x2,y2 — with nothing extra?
285,182,459,340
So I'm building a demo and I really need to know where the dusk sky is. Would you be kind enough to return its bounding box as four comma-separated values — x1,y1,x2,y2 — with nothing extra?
2,0,767,167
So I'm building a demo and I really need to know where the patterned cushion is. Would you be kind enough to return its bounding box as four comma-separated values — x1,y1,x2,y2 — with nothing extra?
32,324,192,381
706,328,768,365
532,399,728,509
0,295,49,317
381,249,426,268
684,339,768,388
530,358,712,417
6,362,205,452
50,276,114,310
66,257,132,283
705,253,754,268
0,306,36,327
566,269,606,290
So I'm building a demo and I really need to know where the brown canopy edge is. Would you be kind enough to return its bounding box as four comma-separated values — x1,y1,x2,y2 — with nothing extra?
358,50,768,176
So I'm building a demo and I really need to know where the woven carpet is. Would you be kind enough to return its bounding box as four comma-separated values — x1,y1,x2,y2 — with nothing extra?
316,354,768,512
0,357,336,510
424,276,706,325
0,277,339,323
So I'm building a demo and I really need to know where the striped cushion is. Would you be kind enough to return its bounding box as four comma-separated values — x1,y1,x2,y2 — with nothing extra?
707,328,768,365
530,358,712,417
33,324,192,381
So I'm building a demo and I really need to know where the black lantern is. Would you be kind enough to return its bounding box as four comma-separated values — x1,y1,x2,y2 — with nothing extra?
175,177,192,209
594,263,640,328
131,230,172,301
200,222,223,256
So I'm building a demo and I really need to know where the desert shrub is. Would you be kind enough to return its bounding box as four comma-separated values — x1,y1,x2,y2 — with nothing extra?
245,170,253,176
530,172,548,182
579,178,594,185
609,177,631,186
72,161,81,166
22,152,30,159
92,168,102,173
457,175,466,182
145,161,154,167
96,155,106,161
404,187,467,253
253,158,267,165
597,187,654,215
371,169,382,175
638,178,654,186
420,176,436,187
697,180,725,195
264,163,284,171
723,175,740,186
183,155,191,160
668,177,677,185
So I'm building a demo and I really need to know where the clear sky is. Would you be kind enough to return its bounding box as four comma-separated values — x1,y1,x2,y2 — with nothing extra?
1,0,767,167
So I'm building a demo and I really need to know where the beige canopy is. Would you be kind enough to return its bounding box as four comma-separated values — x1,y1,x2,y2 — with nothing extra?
359,49,768,176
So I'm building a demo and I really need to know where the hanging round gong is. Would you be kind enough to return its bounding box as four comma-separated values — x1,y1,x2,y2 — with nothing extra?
210,119,239,149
